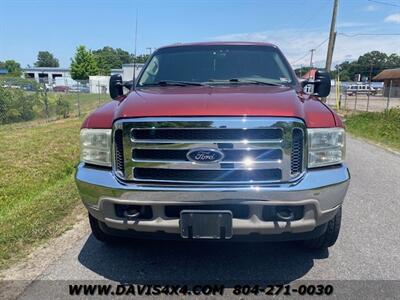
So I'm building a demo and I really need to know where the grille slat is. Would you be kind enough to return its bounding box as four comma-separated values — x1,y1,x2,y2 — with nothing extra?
134,168,282,183
132,128,282,141
133,148,282,162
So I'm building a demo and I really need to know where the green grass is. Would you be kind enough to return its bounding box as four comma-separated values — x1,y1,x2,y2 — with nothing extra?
345,108,400,150
0,117,84,270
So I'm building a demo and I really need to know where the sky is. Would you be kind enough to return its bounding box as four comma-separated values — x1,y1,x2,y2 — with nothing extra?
0,0,399,68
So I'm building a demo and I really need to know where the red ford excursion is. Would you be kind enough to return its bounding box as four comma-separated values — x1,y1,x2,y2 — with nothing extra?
75,42,350,249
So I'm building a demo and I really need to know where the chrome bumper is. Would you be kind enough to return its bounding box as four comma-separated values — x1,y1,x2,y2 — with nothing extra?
75,163,350,235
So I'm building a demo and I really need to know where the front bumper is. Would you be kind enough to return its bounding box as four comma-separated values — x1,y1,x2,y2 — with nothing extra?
75,163,350,236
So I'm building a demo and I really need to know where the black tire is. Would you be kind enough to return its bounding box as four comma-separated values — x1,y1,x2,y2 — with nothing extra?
88,213,121,244
301,207,342,249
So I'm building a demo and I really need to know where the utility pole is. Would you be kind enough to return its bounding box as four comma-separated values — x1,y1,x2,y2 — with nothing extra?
325,0,339,71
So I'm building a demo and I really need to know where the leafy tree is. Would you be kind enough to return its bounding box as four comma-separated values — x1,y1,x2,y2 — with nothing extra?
93,47,122,75
34,51,59,67
93,46,135,75
70,45,99,80
332,51,400,81
387,53,400,68
0,60,22,76
134,54,150,63
294,66,313,78
116,48,134,64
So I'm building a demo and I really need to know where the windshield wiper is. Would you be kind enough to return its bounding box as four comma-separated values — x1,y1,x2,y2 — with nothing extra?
142,80,205,87
209,78,282,86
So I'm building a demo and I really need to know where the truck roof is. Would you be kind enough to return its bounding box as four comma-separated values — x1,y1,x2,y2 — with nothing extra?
157,41,278,50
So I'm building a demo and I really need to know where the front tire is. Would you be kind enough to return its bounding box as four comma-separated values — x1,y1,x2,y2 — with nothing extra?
301,207,342,249
88,213,120,244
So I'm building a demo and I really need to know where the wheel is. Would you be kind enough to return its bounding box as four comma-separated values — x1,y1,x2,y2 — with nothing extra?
88,213,121,244
301,207,342,249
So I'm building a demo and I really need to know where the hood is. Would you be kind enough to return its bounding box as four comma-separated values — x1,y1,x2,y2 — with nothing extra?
114,85,336,127
82,85,338,129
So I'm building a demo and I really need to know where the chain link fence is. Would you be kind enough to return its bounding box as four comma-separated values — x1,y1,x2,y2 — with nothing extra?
0,76,110,125
326,81,400,112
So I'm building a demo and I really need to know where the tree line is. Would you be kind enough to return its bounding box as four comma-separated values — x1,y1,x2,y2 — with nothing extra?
0,46,150,80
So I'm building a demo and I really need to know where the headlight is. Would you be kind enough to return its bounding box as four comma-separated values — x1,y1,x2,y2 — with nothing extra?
80,129,112,167
308,128,345,168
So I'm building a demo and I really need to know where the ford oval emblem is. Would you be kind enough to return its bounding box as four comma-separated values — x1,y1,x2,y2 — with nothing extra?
186,148,224,164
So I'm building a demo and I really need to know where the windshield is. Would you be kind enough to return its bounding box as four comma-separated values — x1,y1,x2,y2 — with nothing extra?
137,45,295,86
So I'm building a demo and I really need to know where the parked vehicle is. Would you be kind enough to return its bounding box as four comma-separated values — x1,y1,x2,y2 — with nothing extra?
21,84,35,91
69,84,90,93
75,42,350,249
346,84,377,96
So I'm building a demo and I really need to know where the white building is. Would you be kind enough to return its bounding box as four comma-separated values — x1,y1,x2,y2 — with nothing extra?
112,63,145,81
22,67,71,84
22,63,145,93
89,76,110,94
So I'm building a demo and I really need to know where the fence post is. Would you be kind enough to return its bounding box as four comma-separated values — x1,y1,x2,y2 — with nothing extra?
386,80,392,111
98,80,101,107
344,92,347,110
354,92,357,112
77,81,81,117
43,82,49,121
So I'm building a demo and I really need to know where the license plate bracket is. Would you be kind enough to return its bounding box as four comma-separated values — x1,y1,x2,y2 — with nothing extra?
180,210,233,239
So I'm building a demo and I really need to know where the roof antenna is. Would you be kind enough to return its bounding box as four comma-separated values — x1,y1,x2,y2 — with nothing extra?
131,8,138,90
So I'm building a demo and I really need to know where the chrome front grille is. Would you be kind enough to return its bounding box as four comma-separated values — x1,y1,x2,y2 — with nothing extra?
113,117,306,184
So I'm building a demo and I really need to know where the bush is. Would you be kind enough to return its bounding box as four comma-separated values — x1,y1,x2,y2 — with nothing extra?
55,96,70,118
0,86,40,124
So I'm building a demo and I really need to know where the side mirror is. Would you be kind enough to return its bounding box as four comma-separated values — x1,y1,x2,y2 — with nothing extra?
301,69,331,97
109,74,123,100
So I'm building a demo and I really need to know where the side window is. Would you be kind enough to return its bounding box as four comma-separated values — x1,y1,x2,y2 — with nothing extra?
138,57,159,84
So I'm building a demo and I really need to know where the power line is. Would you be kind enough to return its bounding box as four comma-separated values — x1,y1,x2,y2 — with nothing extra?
315,37,330,50
290,37,329,65
338,32,400,37
291,52,311,65
367,0,400,8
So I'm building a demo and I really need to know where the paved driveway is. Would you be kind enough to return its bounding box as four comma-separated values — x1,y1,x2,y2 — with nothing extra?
17,137,400,298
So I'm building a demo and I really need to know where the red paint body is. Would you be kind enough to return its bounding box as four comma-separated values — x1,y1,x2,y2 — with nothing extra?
82,42,343,129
